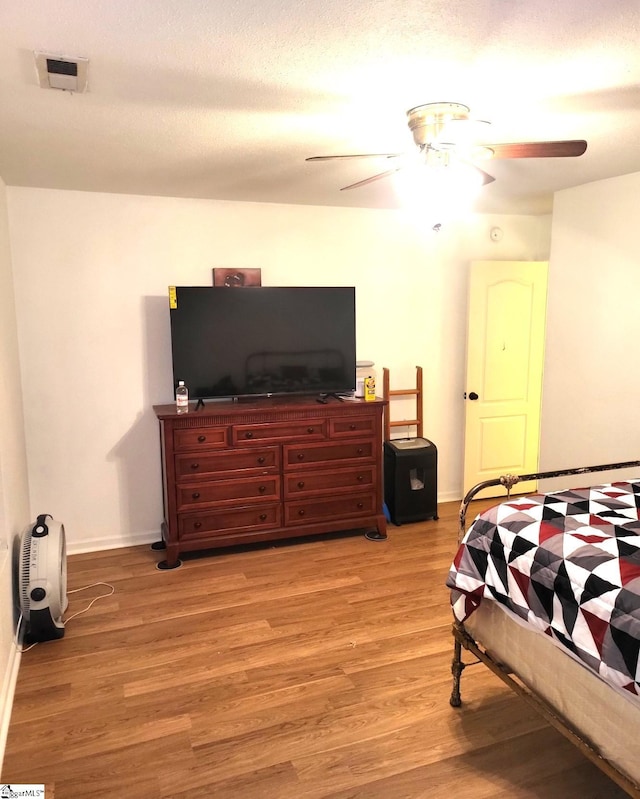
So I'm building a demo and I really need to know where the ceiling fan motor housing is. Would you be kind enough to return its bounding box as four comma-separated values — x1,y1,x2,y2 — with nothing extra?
406,102,471,147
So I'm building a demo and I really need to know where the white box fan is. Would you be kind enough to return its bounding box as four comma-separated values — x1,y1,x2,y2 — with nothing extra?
18,514,68,643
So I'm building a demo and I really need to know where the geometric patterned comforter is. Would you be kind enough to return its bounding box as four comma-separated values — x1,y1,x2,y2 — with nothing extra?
446,481,640,702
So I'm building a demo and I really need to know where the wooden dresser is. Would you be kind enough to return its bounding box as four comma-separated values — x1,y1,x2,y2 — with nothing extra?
153,396,387,568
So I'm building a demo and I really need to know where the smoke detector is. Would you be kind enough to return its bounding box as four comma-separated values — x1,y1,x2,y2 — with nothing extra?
34,51,89,93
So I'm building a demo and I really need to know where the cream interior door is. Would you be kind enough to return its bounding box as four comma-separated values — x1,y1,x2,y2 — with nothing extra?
463,260,548,499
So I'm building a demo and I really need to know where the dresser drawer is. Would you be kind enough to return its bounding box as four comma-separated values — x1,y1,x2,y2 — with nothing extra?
175,446,279,480
284,465,376,498
285,492,376,525
329,415,376,438
284,440,375,470
233,418,327,445
177,475,281,510
178,504,281,540
173,427,229,451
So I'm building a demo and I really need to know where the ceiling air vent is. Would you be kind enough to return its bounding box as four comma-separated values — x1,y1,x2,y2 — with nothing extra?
34,51,89,93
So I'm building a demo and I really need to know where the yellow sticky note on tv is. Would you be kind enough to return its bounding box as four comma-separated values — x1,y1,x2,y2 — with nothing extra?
169,286,177,309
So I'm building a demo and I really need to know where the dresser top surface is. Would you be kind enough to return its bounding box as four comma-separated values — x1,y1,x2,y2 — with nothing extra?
154,395,386,420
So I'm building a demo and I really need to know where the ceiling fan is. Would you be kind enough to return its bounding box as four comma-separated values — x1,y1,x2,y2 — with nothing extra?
306,102,587,191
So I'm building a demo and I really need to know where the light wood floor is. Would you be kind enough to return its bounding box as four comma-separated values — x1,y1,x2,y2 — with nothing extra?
2,500,629,798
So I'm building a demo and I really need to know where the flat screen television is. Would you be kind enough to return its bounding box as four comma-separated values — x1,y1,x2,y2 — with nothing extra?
169,286,357,401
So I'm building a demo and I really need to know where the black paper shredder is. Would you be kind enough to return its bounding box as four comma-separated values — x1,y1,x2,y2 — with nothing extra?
384,437,438,524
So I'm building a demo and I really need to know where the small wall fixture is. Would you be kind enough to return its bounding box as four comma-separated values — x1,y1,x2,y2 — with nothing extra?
34,51,89,92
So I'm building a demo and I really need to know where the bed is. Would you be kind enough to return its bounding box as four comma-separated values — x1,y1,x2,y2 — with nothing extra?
446,460,640,798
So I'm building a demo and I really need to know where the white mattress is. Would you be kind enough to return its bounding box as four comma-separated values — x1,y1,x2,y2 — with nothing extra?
464,599,640,788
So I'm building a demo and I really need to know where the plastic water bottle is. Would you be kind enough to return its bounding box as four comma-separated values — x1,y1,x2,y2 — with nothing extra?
176,381,189,413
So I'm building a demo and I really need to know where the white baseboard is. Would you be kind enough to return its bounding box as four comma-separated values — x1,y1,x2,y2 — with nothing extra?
438,490,462,504
66,529,158,556
0,639,21,776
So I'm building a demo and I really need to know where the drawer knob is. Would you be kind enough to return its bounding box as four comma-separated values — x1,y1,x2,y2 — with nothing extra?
307,427,314,434
194,521,202,529
357,502,364,509
357,475,364,482
349,424,356,430
297,453,305,461
257,456,265,464
357,448,363,455
259,513,267,521
258,485,266,493
298,509,305,517
197,435,206,443
245,432,254,439
297,481,305,489
190,463,200,469
192,492,201,499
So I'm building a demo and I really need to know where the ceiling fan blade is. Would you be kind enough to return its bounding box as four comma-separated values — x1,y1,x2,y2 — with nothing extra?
456,157,496,186
474,167,496,185
340,167,403,191
306,153,401,162
485,140,587,159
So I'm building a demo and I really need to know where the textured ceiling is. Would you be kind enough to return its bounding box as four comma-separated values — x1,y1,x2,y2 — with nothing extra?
1,0,640,214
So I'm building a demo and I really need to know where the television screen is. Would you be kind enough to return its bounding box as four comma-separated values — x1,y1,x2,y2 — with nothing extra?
169,286,357,400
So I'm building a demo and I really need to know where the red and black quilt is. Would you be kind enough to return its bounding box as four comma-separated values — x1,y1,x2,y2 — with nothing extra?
447,480,640,700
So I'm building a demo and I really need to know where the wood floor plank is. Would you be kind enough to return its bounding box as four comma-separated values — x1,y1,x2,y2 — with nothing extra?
2,501,631,798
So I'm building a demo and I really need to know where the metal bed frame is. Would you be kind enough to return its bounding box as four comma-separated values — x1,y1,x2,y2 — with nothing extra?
450,460,640,799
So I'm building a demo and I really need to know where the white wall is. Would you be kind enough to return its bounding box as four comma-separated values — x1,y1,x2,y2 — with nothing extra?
0,177,30,769
7,187,550,551
540,171,640,481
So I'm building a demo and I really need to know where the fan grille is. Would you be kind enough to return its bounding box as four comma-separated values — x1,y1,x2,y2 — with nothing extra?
19,525,33,619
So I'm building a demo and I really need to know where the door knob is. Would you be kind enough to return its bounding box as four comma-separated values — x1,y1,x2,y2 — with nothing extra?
468,392,479,401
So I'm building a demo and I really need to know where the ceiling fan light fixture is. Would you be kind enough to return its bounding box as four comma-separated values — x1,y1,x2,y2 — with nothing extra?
394,154,484,220
423,148,451,168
